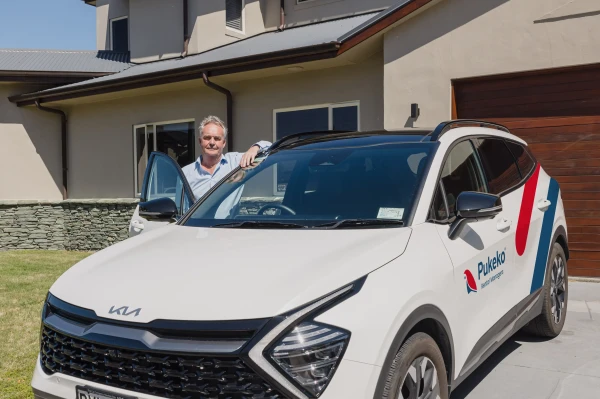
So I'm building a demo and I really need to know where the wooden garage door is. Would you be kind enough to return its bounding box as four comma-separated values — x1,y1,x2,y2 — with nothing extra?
454,65,600,277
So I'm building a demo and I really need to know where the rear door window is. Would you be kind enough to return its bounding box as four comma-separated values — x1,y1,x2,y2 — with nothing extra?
474,138,521,195
505,140,536,178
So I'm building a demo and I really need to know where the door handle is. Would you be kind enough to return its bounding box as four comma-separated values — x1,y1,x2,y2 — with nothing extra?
496,218,512,232
131,220,145,232
537,199,551,212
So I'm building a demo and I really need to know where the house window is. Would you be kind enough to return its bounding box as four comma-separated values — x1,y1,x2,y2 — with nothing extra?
226,0,244,32
133,120,195,196
273,102,360,193
110,16,129,52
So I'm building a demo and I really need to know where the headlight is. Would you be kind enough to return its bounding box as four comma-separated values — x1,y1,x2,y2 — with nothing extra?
248,281,363,399
270,322,350,397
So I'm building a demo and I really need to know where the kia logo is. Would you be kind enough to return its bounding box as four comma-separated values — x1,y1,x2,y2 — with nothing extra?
109,305,141,317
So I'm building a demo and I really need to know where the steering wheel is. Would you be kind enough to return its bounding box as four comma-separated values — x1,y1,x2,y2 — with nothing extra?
257,204,297,216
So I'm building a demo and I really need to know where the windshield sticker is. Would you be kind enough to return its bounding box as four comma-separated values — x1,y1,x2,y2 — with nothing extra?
377,208,404,220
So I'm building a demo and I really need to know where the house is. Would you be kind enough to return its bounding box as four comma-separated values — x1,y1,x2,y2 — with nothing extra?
0,0,599,276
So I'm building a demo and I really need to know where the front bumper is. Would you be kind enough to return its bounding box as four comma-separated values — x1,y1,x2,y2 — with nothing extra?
32,355,380,399
38,279,376,399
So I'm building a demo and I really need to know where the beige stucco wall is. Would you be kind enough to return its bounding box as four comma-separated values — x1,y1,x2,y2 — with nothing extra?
383,0,600,128
230,51,384,147
0,84,63,200
65,53,383,198
188,0,266,55
129,0,183,62
278,0,394,28
65,87,224,199
96,0,129,51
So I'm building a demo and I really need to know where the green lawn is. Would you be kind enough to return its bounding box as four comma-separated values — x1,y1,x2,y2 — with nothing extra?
0,250,91,399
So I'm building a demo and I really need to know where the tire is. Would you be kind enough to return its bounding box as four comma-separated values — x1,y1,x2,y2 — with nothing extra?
523,242,568,338
382,332,448,399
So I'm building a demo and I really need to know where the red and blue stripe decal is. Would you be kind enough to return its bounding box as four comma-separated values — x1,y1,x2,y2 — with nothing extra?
515,164,541,256
530,178,560,294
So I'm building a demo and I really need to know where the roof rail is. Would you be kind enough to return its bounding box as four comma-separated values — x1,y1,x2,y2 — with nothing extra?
267,130,353,152
427,119,510,141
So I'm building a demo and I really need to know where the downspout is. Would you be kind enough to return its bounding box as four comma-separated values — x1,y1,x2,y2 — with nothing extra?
279,0,285,31
202,72,234,150
35,101,68,200
182,0,190,56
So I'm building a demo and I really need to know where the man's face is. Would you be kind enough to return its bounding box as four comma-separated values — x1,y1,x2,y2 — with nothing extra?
200,123,226,158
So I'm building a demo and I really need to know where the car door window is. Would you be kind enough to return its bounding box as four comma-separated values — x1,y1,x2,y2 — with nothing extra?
440,140,487,218
474,138,522,195
505,140,536,178
143,153,194,214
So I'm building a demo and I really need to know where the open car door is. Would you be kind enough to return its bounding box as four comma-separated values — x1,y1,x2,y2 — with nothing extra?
129,152,196,237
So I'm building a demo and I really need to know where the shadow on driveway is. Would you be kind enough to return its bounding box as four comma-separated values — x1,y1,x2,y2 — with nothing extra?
451,333,551,398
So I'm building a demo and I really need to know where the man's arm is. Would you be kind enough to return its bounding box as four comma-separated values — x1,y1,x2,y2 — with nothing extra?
240,141,271,168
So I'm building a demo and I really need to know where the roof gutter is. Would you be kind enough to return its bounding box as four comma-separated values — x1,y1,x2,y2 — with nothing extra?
182,0,190,57
279,0,286,31
202,72,234,150
35,101,68,200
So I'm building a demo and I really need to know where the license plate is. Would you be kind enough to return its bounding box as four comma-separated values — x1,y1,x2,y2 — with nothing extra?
76,386,136,399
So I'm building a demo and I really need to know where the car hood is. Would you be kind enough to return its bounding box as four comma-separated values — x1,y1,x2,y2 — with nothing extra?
50,224,412,322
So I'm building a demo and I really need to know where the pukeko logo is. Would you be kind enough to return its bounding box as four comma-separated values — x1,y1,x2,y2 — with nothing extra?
464,270,478,294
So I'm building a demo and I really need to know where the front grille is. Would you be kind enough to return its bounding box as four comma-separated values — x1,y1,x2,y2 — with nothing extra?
41,327,285,399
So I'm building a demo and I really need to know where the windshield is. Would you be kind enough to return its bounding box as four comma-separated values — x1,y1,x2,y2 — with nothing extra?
183,142,434,228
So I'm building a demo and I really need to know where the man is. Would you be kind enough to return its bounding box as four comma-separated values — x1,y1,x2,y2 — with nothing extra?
182,115,271,199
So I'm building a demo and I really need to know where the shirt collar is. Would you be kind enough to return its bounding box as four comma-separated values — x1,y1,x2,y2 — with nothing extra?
195,155,227,172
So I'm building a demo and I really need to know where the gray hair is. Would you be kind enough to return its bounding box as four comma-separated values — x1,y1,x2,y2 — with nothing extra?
199,115,228,138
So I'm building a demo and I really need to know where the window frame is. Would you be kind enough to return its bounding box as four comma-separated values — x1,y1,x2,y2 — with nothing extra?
132,119,195,197
505,139,537,181
225,0,245,34
271,101,361,194
109,16,129,52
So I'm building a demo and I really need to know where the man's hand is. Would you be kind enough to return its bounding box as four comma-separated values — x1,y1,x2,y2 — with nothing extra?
240,145,261,168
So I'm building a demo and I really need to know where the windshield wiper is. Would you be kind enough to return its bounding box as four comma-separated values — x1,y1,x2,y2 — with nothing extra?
212,221,308,229
316,219,405,229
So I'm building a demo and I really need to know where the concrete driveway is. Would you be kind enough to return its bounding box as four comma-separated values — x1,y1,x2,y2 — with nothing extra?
452,281,600,399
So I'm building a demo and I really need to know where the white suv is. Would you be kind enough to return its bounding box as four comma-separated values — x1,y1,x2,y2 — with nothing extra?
34,121,569,399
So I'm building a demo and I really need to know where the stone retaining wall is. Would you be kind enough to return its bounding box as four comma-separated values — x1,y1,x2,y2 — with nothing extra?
0,199,138,251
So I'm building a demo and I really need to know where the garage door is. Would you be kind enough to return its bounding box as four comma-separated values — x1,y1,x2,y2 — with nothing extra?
454,65,600,277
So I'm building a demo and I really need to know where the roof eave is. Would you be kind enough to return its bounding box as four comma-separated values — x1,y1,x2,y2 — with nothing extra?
9,43,341,106
337,0,437,55
10,0,437,106
0,71,112,84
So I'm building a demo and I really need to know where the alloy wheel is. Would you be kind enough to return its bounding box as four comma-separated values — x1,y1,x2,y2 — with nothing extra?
550,255,566,324
398,356,441,399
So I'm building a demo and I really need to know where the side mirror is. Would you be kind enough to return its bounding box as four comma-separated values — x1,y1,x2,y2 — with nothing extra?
139,197,178,221
448,192,502,239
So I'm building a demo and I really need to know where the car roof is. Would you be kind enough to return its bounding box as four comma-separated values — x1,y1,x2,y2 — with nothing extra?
270,120,524,152
270,129,436,152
